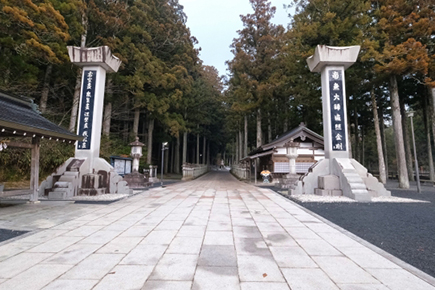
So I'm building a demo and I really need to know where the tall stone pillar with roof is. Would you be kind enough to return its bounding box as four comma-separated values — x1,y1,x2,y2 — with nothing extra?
40,46,130,198
68,46,121,170
292,45,390,201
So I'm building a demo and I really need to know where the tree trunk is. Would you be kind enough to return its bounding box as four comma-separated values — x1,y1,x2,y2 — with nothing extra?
354,106,360,162
123,100,130,142
182,131,187,164
133,108,140,137
256,108,262,147
80,11,87,47
170,141,174,173
191,145,195,164
235,134,239,162
202,136,207,164
103,78,113,137
425,96,435,181
164,145,169,174
203,136,206,164
69,68,82,132
268,114,272,143
361,126,365,166
207,142,210,165
147,118,154,164
283,106,288,133
244,115,248,157
381,116,389,179
69,12,87,132
239,129,243,158
233,139,236,165
103,102,112,137
196,125,200,164
175,135,180,173
390,75,409,188
371,89,387,184
39,64,52,114
400,101,414,181
430,86,435,180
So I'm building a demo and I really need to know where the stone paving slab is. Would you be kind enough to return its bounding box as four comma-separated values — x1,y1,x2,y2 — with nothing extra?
0,170,434,289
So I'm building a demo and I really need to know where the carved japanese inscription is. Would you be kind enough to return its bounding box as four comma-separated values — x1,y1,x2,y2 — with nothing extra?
77,70,96,150
329,70,346,151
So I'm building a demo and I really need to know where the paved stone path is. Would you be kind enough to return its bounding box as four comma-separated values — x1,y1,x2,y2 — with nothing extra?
0,170,434,290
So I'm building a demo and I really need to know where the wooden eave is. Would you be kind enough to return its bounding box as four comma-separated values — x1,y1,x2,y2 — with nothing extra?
0,120,82,143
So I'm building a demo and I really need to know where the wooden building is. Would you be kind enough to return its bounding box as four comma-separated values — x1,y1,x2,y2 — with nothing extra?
0,91,81,202
247,123,324,179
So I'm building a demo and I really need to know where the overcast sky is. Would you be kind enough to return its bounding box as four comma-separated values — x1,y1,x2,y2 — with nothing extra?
179,0,293,77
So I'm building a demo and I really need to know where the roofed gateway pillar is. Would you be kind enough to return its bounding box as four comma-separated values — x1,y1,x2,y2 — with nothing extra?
291,45,390,201
68,46,121,172
40,46,130,198
306,45,358,161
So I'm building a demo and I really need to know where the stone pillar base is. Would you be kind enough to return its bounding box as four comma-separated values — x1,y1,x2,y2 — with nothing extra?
292,158,390,201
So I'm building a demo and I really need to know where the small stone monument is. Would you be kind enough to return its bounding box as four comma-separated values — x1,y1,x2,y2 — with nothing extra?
291,45,390,201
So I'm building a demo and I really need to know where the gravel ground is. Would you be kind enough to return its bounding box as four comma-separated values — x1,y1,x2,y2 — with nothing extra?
288,181,435,278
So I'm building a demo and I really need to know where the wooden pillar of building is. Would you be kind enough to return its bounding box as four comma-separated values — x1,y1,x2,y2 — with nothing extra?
29,138,40,203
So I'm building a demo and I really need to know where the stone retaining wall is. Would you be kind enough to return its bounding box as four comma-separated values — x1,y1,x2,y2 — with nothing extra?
182,163,209,180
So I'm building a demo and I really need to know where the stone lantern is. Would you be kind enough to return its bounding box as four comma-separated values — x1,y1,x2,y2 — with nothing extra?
285,139,299,175
124,137,150,189
129,137,144,172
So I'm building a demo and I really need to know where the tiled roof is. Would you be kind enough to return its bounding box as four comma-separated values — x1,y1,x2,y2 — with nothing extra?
0,91,81,141
248,123,324,156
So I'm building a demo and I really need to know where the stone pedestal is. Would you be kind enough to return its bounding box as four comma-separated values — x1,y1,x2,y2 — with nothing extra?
149,165,159,183
314,175,342,196
123,171,151,189
78,173,105,196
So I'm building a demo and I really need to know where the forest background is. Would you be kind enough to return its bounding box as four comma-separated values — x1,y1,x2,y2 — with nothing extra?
0,0,434,189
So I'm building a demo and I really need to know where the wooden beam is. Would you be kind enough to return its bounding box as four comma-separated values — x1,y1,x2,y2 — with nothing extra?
29,138,40,202
7,141,33,149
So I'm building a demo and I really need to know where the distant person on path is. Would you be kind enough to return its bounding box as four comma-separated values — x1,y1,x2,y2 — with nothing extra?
220,159,224,169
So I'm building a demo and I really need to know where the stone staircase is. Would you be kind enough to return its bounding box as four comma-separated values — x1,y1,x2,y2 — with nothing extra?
48,166,81,199
332,158,371,202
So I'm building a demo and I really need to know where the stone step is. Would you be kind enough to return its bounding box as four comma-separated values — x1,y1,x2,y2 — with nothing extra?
64,171,79,177
314,188,342,196
48,191,67,199
78,188,106,196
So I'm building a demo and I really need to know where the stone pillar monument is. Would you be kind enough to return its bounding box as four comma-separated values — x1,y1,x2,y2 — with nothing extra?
291,45,390,201
307,45,357,162
39,46,131,198
68,46,121,172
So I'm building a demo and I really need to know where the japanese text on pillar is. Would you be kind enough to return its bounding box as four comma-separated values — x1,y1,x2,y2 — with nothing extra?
77,70,96,150
329,70,346,151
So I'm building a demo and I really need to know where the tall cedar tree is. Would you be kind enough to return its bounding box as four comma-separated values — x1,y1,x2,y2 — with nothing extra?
366,0,432,188
0,0,69,93
227,0,284,148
